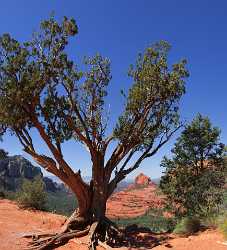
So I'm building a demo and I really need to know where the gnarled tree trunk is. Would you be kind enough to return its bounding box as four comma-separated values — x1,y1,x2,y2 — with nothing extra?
25,154,119,250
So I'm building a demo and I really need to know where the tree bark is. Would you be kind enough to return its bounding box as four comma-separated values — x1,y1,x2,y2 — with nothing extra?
90,184,107,220
66,174,91,218
65,175,107,224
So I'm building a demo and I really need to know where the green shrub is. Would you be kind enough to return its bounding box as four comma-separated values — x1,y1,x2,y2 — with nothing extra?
173,217,201,235
219,215,227,239
46,191,77,216
115,208,176,233
0,148,8,159
17,176,47,210
0,191,5,198
201,214,219,229
1,190,18,200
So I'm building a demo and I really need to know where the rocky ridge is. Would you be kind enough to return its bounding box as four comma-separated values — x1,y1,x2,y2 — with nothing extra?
0,155,63,192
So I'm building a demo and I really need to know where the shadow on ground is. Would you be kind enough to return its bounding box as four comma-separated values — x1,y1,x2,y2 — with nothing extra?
111,224,173,249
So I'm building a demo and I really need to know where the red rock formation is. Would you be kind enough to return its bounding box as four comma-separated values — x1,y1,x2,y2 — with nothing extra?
135,173,151,186
106,173,163,219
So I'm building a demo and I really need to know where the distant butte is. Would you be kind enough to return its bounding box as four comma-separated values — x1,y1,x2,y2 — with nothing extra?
106,173,162,219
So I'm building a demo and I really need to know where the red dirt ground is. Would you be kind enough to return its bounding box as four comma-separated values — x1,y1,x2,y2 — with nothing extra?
0,199,226,250
0,199,105,250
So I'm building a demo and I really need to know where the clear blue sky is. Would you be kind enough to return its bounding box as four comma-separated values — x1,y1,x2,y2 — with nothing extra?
0,0,226,179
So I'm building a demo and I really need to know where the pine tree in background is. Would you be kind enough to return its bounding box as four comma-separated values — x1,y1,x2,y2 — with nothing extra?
160,114,226,217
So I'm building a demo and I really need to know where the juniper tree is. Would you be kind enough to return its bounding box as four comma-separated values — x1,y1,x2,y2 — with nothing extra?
160,114,226,217
0,16,188,248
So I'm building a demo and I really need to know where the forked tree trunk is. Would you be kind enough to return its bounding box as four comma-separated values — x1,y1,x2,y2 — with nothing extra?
69,188,107,221
25,163,120,249
65,171,109,227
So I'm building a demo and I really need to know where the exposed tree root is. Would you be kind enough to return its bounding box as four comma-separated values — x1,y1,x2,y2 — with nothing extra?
88,221,99,250
22,232,57,239
23,215,124,250
25,227,90,250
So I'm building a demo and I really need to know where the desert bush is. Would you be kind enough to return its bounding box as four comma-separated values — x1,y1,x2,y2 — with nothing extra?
46,191,77,216
173,217,201,235
0,191,5,198
201,214,219,229
219,219,227,239
218,213,227,239
115,208,176,233
17,176,47,210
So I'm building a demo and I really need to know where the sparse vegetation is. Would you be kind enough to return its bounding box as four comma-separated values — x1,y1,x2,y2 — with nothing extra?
115,208,176,233
173,217,201,235
46,191,77,216
17,177,47,210
218,214,227,239
1,183,78,216
2,190,17,200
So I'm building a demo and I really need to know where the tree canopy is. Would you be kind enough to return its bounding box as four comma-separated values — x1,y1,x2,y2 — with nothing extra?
0,16,189,222
0,15,190,249
160,114,227,217
0,16,188,187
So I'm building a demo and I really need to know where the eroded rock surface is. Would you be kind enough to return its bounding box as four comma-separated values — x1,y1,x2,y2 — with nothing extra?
0,155,62,192
106,173,162,219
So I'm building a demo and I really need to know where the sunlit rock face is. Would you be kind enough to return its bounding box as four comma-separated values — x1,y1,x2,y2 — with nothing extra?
134,173,152,186
106,173,162,219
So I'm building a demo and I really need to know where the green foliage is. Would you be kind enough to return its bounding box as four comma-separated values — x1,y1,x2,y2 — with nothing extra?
0,16,80,142
2,190,17,200
223,190,227,210
2,187,78,216
160,114,227,217
218,215,227,239
114,208,176,233
0,15,112,145
0,15,189,210
46,191,77,216
17,177,47,210
201,213,222,229
114,41,188,149
173,217,201,235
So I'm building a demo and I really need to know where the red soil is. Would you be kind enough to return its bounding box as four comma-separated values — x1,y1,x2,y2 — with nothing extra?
154,230,227,250
0,199,105,250
0,199,226,250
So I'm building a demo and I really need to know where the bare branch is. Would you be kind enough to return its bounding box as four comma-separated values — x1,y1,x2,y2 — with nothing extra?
107,124,183,196
61,82,91,143
30,115,77,177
